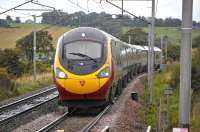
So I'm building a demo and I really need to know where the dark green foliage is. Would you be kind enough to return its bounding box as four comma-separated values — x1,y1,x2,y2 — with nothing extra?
100,21,122,38
41,11,200,29
16,30,54,62
120,28,148,45
167,44,180,61
6,15,13,23
25,19,33,24
0,19,9,27
0,48,24,77
169,63,180,89
0,68,18,100
0,68,13,89
163,18,181,27
192,35,200,48
169,48,200,92
192,48,200,92
15,17,21,24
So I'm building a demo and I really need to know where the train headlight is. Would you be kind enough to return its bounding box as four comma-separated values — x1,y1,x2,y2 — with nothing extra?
55,68,67,79
98,67,110,78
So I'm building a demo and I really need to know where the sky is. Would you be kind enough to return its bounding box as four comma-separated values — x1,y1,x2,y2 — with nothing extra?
0,0,199,22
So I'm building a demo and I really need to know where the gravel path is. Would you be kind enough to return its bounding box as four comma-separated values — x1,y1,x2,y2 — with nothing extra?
91,74,147,132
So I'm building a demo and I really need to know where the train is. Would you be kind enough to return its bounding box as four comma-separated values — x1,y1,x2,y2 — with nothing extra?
53,27,161,112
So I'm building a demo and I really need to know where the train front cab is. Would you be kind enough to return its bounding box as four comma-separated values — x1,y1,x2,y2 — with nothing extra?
54,37,114,108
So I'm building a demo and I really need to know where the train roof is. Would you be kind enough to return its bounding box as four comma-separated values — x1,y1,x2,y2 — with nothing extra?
61,27,161,51
142,46,161,52
62,27,107,44
131,45,145,50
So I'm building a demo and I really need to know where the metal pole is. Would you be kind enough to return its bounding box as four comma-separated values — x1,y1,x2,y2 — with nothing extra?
165,37,168,63
160,34,163,65
180,0,193,129
166,93,170,127
149,0,155,104
122,0,124,15
128,35,131,44
147,23,151,104
33,15,36,80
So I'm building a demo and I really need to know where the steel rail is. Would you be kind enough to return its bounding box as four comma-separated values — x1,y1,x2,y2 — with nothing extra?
80,105,111,132
0,85,56,111
100,126,110,132
37,111,70,132
0,96,58,124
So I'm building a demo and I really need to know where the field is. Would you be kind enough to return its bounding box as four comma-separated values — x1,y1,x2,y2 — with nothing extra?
1,25,200,49
124,27,200,45
0,23,71,49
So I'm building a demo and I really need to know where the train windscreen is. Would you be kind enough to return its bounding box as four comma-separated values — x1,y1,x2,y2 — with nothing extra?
64,41,102,60
62,40,106,75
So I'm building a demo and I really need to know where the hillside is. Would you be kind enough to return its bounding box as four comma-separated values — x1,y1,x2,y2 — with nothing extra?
1,24,200,49
0,23,70,49
124,27,200,45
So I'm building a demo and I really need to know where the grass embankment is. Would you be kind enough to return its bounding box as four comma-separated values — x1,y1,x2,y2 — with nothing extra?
0,23,70,49
15,72,53,95
191,92,200,132
145,63,179,129
145,64,200,131
0,72,53,101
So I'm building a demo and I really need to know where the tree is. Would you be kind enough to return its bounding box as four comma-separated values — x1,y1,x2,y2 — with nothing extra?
192,35,200,48
0,19,9,27
0,48,24,77
15,17,21,23
6,15,13,23
25,19,33,24
167,44,180,61
100,21,122,38
192,47,200,92
16,30,54,62
41,11,200,28
120,28,148,45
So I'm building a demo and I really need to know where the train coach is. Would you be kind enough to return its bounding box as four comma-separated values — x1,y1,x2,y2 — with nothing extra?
53,27,161,111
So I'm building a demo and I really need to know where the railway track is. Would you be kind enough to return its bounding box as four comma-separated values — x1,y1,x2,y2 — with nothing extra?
36,105,111,132
80,105,111,132
0,86,58,124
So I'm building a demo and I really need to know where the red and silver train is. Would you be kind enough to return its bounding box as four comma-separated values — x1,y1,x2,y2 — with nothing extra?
53,27,161,111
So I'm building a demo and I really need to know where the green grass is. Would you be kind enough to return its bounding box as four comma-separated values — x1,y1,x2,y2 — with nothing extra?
145,64,179,129
0,72,53,101
191,92,200,132
124,26,200,45
0,23,71,49
9,23,48,28
15,72,53,95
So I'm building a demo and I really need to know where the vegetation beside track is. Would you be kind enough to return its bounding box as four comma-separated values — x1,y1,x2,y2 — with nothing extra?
0,71,53,101
15,72,53,95
145,63,179,129
145,47,200,131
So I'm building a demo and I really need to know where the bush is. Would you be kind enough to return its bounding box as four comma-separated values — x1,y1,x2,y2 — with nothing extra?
167,44,180,62
0,19,10,27
192,35,200,48
192,47,200,92
0,48,25,77
169,63,180,89
16,30,54,62
0,68,18,100
168,47,200,92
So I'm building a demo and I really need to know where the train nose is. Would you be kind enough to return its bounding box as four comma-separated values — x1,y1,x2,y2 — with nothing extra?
64,78,100,94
